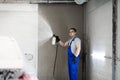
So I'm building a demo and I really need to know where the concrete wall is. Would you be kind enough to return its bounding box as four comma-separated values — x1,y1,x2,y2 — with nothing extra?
38,4,84,80
85,0,112,80
116,0,120,80
0,4,38,73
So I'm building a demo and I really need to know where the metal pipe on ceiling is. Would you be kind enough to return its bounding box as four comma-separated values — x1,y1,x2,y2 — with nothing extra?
31,0,75,4
0,0,75,4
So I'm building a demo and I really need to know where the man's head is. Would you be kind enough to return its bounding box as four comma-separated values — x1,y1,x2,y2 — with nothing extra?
69,28,77,37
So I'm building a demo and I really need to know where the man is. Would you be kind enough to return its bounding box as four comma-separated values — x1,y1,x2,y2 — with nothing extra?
55,28,81,80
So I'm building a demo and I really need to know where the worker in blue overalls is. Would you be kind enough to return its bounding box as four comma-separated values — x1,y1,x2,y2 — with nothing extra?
55,28,81,80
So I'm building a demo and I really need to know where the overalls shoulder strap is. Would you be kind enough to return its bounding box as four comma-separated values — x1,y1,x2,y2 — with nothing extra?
69,37,76,46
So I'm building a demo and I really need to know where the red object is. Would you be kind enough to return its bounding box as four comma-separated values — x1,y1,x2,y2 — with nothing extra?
18,73,35,80
19,74,25,80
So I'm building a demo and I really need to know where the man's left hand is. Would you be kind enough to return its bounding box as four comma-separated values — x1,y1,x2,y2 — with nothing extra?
72,57,76,64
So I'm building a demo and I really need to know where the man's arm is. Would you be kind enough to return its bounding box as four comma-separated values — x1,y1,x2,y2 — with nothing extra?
74,38,81,57
59,41,68,47
75,44,81,57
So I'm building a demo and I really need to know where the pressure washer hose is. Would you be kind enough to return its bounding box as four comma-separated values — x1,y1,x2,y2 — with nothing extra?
53,44,58,78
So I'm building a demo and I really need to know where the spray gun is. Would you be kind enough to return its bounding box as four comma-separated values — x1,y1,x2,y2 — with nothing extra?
52,34,59,79
52,34,60,45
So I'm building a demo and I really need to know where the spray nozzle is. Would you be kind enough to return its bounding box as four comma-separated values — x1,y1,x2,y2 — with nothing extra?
53,34,56,37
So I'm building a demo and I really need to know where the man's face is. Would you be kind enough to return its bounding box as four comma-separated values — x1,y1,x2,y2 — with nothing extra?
69,29,76,37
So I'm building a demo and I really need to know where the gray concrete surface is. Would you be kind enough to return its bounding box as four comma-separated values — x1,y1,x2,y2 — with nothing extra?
38,4,84,80
0,4,38,73
85,0,112,80
116,0,120,80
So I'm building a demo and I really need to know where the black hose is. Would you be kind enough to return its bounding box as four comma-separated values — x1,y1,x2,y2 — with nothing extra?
53,44,58,78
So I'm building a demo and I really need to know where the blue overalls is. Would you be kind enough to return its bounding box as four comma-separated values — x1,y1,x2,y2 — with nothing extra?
68,37,80,80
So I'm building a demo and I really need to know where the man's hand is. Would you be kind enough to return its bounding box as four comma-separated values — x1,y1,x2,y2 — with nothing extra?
55,35,68,47
72,56,76,64
55,36,60,43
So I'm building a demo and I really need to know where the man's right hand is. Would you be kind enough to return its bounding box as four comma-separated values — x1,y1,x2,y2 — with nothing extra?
55,36,60,43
